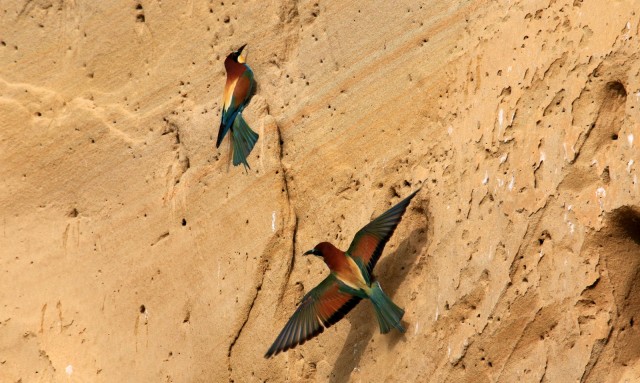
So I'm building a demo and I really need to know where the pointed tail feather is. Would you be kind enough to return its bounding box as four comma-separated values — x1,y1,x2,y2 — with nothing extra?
369,281,405,334
216,120,230,148
231,113,259,170
226,130,233,173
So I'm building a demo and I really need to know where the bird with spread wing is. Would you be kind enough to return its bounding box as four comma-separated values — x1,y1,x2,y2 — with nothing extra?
265,189,420,358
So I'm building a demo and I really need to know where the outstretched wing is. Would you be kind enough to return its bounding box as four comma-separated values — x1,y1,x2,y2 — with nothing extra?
346,189,419,276
265,274,361,358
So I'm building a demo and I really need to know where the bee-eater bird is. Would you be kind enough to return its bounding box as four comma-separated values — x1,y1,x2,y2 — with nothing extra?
265,189,420,358
217,44,259,170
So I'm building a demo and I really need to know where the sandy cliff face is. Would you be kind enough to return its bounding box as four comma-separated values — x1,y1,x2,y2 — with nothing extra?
1,0,640,382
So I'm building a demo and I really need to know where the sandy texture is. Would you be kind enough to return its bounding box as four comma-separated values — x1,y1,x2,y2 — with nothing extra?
2,0,640,382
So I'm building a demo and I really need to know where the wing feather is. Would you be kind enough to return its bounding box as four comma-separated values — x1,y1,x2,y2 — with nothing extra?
347,189,419,275
265,275,361,358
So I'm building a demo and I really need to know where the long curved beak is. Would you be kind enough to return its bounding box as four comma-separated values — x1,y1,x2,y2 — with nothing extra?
238,44,248,63
303,249,316,256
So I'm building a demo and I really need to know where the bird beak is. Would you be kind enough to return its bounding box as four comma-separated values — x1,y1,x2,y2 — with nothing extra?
303,249,316,256
237,44,248,64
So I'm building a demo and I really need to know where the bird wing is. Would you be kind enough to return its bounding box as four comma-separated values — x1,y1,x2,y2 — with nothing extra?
346,189,419,276
231,67,254,108
265,274,361,358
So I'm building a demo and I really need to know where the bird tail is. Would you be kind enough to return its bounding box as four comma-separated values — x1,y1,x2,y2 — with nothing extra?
226,130,233,173
216,120,230,148
231,113,259,171
369,281,405,334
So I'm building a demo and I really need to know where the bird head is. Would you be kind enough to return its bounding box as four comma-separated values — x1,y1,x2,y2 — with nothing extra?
227,44,248,64
303,242,337,258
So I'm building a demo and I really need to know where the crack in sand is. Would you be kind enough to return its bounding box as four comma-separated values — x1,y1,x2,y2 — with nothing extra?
275,120,298,304
226,282,263,381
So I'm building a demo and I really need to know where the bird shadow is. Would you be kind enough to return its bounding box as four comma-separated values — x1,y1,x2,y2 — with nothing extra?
328,222,430,383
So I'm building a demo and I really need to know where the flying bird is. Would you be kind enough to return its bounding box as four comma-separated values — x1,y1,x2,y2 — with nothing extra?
217,44,259,170
265,189,420,358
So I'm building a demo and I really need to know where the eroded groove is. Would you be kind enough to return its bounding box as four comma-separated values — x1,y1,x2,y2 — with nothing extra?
227,117,299,381
580,326,614,383
278,214,298,305
275,119,299,303
507,196,552,280
226,242,272,381
227,283,262,377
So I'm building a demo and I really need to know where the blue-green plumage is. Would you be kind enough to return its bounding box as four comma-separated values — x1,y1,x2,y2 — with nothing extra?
369,281,405,333
231,112,259,170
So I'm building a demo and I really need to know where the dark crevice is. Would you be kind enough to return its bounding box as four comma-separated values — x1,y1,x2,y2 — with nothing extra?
580,205,640,381
606,80,627,98
609,206,640,246
135,3,145,23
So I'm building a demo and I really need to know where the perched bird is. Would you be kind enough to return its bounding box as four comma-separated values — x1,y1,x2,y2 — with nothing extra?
265,189,420,358
217,44,259,170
